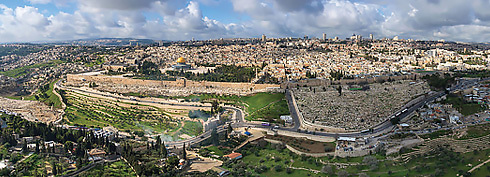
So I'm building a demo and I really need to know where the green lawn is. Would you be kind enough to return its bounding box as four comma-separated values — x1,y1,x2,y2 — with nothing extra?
177,92,289,122
180,121,203,137
240,92,289,122
240,92,285,113
205,146,224,156
0,59,64,78
247,99,290,122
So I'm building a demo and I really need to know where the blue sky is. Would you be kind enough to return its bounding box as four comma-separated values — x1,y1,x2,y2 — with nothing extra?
0,0,489,43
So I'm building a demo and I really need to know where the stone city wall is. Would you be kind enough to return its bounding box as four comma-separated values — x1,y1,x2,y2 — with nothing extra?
66,74,280,96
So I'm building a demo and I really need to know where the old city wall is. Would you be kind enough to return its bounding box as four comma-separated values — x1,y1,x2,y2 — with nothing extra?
66,74,280,95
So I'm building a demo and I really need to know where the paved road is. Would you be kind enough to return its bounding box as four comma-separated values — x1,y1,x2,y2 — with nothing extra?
56,77,488,145
285,89,301,130
281,77,489,137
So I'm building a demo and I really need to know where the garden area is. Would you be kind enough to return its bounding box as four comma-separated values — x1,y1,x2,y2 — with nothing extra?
441,94,485,116
225,143,329,177
265,135,335,153
79,160,137,177
220,136,490,177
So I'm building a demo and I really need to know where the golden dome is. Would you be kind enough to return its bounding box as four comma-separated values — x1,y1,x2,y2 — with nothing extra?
177,57,186,63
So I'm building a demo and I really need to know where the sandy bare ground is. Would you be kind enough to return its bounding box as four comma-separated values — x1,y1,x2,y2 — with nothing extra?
187,151,222,172
0,97,60,123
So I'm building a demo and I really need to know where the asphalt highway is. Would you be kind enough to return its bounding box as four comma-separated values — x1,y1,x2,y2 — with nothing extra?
56,77,487,146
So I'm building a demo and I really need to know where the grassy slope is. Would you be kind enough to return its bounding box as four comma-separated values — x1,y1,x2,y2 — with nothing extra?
43,79,63,109
240,93,289,122
179,92,289,122
248,100,290,122
241,92,285,113
180,121,203,137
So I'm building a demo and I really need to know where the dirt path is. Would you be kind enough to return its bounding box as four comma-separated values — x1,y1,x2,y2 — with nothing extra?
122,157,139,177
171,121,185,136
289,166,321,174
468,156,490,173
52,80,66,124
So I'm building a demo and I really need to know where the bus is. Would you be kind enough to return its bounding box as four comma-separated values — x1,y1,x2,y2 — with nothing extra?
261,122,271,126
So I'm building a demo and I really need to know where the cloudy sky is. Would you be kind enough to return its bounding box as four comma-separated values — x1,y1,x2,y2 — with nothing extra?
1,0,490,43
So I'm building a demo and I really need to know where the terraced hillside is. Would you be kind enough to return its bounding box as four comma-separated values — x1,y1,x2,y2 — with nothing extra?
63,90,180,135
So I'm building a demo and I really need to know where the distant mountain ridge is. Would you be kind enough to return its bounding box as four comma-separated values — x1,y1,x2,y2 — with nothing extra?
44,38,166,46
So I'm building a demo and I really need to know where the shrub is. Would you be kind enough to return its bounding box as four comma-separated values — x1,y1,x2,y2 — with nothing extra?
274,165,283,172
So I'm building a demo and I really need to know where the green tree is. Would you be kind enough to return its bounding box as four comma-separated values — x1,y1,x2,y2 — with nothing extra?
182,143,187,160
210,128,219,145
22,139,28,153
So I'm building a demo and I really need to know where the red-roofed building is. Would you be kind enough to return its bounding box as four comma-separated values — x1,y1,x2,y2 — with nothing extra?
224,153,242,160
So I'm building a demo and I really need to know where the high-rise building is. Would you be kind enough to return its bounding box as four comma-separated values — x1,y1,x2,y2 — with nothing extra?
370,34,374,40
357,35,362,40
262,34,266,42
322,33,327,41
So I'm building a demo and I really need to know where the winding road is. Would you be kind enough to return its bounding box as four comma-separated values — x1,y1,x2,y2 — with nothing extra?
54,77,488,147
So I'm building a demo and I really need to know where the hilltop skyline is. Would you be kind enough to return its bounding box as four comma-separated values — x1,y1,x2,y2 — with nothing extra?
1,0,490,43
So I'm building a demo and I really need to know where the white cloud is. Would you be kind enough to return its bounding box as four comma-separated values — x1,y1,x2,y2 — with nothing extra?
0,5,51,42
2,0,490,42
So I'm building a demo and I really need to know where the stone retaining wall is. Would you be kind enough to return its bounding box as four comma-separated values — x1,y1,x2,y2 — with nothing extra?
66,74,281,96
